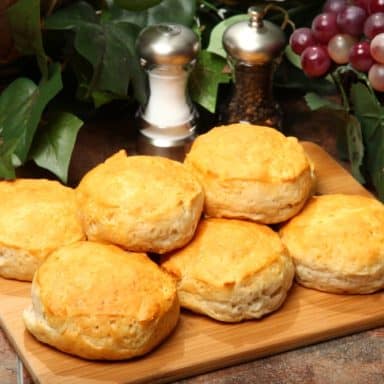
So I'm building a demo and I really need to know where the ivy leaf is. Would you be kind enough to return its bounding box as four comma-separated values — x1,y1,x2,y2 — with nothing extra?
0,139,19,179
6,0,48,77
106,0,197,28
0,63,62,165
305,92,344,111
113,0,162,11
345,114,365,184
366,126,384,201
45,2,145,106
284,45,301,69
350,82,384,199
189,50,231,113
349,81,382,139
43,1,98,28
30,112,83,184
206,14,248,58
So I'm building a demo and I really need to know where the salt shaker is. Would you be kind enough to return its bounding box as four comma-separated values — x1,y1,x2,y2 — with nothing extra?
220,6,287,129
136,24,200,160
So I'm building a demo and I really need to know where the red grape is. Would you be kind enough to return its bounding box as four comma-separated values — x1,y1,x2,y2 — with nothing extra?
349,40,374,71
289,28,316,55
323,0,348,14
337,5,367,36
353,0,370,12
370,32,384,63
301,46,332,77
368,63,384,90
369,0,384,14
312,12,339,44
364,12,384,39
327,34,357,64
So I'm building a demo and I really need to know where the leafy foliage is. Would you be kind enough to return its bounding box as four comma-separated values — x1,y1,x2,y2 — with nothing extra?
301,63,384,200
30,111,83,183
0,0,201,181
45,1,144,106
5,0,381,199
349,82,384,200
0,64,63,174
6,0,48,77
189,50,230,113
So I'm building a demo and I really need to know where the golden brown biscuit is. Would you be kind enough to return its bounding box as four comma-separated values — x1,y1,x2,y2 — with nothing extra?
76,150,204,253
161,218,294,322
0,178,85,281
23,241,180,360
184,123,315,224
279,194,384,294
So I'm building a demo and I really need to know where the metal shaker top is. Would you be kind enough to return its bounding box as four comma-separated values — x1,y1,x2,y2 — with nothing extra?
136,24,200,66
222,6,286,64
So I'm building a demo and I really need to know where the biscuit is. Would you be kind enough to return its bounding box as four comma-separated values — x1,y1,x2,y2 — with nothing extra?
23,241,180,360
161,218,294,322
184,123,315,224
0,179,85,281
76,150,204,253
279,194,384,294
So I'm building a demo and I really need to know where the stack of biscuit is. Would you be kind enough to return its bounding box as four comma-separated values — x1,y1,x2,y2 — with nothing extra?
22,150,204,360
1,122,381,361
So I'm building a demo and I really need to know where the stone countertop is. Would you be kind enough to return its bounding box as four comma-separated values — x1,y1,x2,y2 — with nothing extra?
1,98,384,384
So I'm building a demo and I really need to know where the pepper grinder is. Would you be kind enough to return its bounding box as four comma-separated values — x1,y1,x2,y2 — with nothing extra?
221,6,287,129
136,24,200,160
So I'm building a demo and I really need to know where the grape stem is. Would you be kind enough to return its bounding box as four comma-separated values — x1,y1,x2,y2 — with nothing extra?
331,70,351,112
263,4,296,31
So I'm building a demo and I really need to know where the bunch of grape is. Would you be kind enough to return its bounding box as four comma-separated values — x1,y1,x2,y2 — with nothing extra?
289,0,384,91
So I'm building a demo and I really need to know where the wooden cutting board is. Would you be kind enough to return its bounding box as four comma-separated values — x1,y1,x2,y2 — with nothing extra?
1,141,383,384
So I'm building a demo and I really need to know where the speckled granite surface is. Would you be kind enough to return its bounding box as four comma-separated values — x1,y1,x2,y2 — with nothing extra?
0,327,32,384
1,98,383,383
174,328,384,384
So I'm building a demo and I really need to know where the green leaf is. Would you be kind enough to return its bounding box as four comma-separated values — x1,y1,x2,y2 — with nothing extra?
6,0,48,77
113,0,162,11
45,2,145,106
347,81,384,199
349,82,384,200
44,1,98,29
102,21,146,104
206,14,248,58
0,139,19,179
304,92,344,111
363,121,384,201
106,0,197,28
284,45,301,69
345,114,365,183
0,63,63,164
349,82,383,139
275,58,336,94
189,50,231,113
30,112,83,184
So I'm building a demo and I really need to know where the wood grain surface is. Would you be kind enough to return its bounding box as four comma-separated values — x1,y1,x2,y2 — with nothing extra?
0,141,383,384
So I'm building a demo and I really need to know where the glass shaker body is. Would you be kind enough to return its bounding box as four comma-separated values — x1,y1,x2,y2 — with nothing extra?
221,58,282,129
140,64,196,129
221,6,286,130
135,24,200,160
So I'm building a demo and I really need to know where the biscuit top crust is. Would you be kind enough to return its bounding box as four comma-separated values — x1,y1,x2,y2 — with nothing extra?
161,218,289,288
184,124,311,182
279,194,384,273
35,241,177,322
0,178,84,258
77,150,203,220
